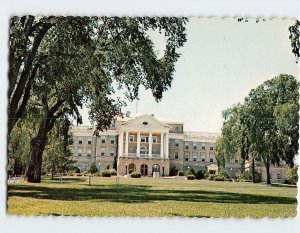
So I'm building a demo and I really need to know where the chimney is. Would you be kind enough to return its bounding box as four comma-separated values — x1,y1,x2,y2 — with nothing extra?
150,114,155,117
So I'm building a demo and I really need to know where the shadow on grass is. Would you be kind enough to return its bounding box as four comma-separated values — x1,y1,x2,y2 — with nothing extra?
8,182,297,205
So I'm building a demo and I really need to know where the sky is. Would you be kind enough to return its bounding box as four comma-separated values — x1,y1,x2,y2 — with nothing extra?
79,17,299,133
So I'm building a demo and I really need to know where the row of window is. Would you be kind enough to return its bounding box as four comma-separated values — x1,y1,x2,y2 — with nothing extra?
174,140,214,150
78,136,116,145
76,148,116,157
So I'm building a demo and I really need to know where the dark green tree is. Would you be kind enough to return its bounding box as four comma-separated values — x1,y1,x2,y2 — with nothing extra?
9,16,188,182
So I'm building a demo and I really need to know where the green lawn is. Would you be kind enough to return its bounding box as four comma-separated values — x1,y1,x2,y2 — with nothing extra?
7,176,297,218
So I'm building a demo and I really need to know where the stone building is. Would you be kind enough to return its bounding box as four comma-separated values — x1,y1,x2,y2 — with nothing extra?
68,112,289,183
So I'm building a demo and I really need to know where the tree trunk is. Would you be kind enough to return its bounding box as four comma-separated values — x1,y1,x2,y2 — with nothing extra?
266,159,271,184
26,134,47,183
252,157,255,183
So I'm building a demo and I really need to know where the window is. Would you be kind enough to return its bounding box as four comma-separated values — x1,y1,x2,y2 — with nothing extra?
78,137,83,145
110,136,115,144
209,153,214,162
174,152,179,159
87,137,92,145
129,135,135,142
111,122,116,128
152,136,157,143
141,136,149,143
193,153,197,161
201,153,205,162
184,152,189,161
193,143,197,150
175,126,180,132
101,135,106,143
87,149,91,157
184,142,189,149
110,149,115,157
201,143,206,150
100,148,105,156
210,144,214,150
77,148,82,156
277,172,282,180
175,139,179,147
140,146,147,155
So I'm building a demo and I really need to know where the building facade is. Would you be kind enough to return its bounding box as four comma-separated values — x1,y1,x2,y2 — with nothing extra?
69,112,289,183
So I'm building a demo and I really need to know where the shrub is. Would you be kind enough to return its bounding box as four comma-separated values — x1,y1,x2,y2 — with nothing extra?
285,167,298,185
178,171,184,176
208,174,216,180
217,170,230,179
101,170,111,177
130,171,142,178
69,173,74,176
95,172,101,177
76,173,82,176
196,170,205,180
238,170,261,182
110,170,117,176
204,171,210,179
186,175,195,180
169,166,179,176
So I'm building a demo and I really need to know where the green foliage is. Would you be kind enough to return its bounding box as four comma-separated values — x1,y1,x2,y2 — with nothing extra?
208,174,216,181
204,171,210,179
238,170,261,183
185,169,196,177
186,175,195,180
9,16,188,183
289,20,300,63
88,163,98,174
196,170,205,180
217,170,230,179
110,170,117,176
220,74,299,184
101,170,111,177
285,167,298,185
130,171,142,178
169,166,179,176
178,171,184,176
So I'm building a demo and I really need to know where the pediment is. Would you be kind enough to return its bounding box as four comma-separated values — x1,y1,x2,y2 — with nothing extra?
122,114,170,129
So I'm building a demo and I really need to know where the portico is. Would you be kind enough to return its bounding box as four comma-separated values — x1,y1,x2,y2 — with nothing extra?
117,114,170,159
117,114,170,176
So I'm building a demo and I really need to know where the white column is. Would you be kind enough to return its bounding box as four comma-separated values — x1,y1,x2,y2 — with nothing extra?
149,132,152,157
160,132,164,158
165,133,169,158
137,132,141,157
118,131,123,157
125,131,129,156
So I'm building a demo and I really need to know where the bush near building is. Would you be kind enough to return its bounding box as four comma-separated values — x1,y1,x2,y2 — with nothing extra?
185,169,196,177
196,170,205,179
285,167,298,185
130,171,142,178
178,171,184,176
186,175,195,180
169,167,179,176
101,170,111,177
237,170,262,183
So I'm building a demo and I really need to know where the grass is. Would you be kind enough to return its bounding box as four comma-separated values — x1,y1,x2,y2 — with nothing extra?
7,176,297,218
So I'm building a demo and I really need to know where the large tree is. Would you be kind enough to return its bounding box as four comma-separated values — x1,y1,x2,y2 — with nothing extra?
244,74,299,184
9,16,188,182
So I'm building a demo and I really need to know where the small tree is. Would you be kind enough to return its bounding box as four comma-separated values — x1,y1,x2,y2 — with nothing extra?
88,163,98,175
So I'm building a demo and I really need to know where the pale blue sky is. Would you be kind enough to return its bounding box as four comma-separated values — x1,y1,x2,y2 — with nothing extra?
80,17,299,132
